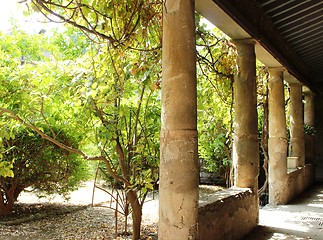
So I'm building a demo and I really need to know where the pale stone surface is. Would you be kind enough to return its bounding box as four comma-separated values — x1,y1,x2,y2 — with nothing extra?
286,164,315,202
232,39,259,193
159,0,199,239
287,157,298,169
268,68,288,205
244,182,323,240
159,130,199,240
289,83,305,167
198,188,258,240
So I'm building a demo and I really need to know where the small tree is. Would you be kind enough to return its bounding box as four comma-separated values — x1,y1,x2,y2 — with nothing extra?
20,1,162,238
0,23,161,238
0,126,89,216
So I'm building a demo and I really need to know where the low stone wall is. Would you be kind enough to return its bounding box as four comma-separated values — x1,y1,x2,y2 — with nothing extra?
198,188,258,240
286,164,315,202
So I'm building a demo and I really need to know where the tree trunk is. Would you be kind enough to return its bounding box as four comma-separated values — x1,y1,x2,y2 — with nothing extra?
0,202,14,216
131,201,142,240
0,190,15,216
0,181,24,216
127,190,142,240
259,95,269,195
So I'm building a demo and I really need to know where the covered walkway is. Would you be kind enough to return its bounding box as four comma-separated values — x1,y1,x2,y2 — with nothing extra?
244,183,323,240
159,1,323,239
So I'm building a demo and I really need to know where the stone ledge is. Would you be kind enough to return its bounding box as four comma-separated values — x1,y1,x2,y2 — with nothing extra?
198,187,258,240
286,164,315,203
199,187,252,208
287,163,313,175
287,167,301,174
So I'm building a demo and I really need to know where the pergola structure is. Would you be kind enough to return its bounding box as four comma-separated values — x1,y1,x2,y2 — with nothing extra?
159,1,323,239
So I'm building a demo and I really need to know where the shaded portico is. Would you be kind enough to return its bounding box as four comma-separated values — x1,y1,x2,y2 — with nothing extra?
159,0,323,239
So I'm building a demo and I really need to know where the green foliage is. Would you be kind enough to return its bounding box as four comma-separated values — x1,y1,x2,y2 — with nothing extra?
0,27,92,215
199,129,231,173
27,0,162,48
3,125,89,193
305,124,315,136
0,21,161,229
0,125,89,215
0,161,14,178
71,42,161,197
0,123,14,178
196,16,236,177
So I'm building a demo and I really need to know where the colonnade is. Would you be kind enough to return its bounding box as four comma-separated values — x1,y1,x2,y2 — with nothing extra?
268,70,315,204
159,0,315,239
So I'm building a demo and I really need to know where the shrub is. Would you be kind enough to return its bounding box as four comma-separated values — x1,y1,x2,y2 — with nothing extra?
0,126,89,215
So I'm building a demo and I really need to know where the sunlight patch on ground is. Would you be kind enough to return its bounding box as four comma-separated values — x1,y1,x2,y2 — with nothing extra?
271,233,311,240
308,203,323,208
260,210,310,233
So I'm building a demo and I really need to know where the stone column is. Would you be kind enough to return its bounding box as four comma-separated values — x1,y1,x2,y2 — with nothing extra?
159,1,199,239
304,88,315,127
268,68,288,204
289,83,305,167
304,88,315,164
232,39,259,193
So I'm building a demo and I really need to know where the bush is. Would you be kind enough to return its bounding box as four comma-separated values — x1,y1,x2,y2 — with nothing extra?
0,126,89,216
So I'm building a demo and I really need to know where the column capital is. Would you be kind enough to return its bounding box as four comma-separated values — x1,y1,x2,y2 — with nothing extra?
268,66,285,73
289,82,303,87
232,38,257,45
268,67,285,79
303,86,315,96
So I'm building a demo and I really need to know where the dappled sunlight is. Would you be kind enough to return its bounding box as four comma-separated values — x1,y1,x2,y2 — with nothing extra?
308,203,323,208
260,210,309,233
198,186,250,206
271,232,310,240
245,184,323,239
306,186,323,208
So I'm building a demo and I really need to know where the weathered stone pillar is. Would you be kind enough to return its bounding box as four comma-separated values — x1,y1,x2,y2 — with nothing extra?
232,39,259,193
289,83,305,167
159,1,199,239
304,88,315,164
268,68,288,204
304,88,315,127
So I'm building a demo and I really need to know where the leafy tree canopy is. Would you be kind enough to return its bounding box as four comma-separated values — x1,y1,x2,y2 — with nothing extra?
26,0,162,49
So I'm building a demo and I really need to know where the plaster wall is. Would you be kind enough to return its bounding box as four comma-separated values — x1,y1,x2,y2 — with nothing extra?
198,188,258,240
286,164,315,202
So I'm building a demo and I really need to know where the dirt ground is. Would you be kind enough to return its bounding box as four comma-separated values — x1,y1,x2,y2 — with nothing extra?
0,182,222,240
0,182,159,240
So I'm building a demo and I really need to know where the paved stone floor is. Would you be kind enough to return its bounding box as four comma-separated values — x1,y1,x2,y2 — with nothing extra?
243,183,323,240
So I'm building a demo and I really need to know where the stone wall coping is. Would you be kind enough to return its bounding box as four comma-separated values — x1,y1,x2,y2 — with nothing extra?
287,163,313,175
287,167,301,174
198,187,252,209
